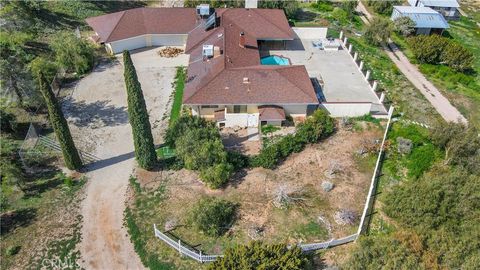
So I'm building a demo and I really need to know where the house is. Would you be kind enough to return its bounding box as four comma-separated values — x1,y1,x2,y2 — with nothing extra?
86,7,318,127
408,0,460,19
391,6,449,35
183,8,319,127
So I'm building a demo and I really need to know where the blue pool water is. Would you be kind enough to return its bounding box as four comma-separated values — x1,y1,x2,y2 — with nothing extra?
260,55,290,65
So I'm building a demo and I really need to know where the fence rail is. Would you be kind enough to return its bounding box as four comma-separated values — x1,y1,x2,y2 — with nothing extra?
152,105,395,263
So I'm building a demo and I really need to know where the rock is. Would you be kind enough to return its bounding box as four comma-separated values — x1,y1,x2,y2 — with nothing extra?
157,47,184,58
164,219,177,231
321,181,334,192
334,209,357,225
397,137,413,155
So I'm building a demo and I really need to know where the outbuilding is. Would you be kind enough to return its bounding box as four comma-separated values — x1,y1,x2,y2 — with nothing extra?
408,0,460,19
391,6,449,35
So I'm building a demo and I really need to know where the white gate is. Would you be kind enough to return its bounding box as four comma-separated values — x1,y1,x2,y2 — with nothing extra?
247,114,258,127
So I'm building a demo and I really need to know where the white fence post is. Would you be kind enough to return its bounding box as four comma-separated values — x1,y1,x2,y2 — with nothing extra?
359,61,364,71
348,44,353,54
343,37,348,46
178,239,182,257
379,92,385,103
372,80,378,91
365,70,371,81
353,52,358,61
339,30,344,40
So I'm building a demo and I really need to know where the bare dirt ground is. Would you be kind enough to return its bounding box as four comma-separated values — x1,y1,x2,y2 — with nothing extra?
221,127,262,155
63,48,187,269
132,123,383,267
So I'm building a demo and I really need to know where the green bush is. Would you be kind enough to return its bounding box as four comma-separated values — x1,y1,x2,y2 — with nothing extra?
251,143,282,169
367,0,401,15
363,17,392,46
406,144,438,179
164,115,216,147
296,109,335,143
226,151,249,170
209,241,309,270
6,245,21,256
408,35,473,71
261,124,280,134
200,163,234,189
191,197,236,236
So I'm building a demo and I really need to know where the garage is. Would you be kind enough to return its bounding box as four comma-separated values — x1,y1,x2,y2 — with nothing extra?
151,34,188,46
109,36,147,54
107,34,189,54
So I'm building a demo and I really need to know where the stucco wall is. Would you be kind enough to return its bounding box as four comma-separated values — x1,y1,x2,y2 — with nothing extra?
283,104,308,117
108,34,188,54
320,103,372,117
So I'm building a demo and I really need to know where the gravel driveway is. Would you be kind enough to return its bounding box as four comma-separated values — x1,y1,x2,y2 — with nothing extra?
63,48,188,269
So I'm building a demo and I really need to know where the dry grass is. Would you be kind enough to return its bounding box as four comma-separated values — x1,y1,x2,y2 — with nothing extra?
129,122,384,268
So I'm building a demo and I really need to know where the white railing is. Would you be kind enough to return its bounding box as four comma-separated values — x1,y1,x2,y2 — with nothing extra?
153,224,223,263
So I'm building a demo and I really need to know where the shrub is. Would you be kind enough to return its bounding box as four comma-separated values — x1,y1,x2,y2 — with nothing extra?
261,124,280,134
226,151,249,170
296,109,335,143
6,245,21,256
408,35,473,71
251,143,282,169
164,115,216,147
123,51,157,170
199,163,234,189
406,144,438,179
367,0,401,15
209,241,308,270
191,197,236,236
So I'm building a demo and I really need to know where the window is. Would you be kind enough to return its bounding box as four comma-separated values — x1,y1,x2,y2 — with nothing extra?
201,105,219,109
233,105,247,113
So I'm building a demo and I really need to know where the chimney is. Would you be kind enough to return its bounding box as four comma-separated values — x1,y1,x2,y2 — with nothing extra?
239,32,245,48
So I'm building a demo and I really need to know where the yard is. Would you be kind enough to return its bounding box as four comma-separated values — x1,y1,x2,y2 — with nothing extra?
126,120,384,269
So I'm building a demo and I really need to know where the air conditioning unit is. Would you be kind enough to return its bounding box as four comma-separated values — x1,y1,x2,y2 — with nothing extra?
202,45,214,58
196,4,211,16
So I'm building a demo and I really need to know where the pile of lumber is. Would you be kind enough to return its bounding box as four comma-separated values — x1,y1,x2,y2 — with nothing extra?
157,47,184,58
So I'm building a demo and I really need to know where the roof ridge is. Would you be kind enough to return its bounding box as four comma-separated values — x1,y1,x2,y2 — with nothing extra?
105,10,127,43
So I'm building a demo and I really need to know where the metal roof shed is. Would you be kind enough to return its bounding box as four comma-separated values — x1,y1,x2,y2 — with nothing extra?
391,6,449,34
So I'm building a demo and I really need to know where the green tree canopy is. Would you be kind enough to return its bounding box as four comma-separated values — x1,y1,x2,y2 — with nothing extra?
191,197,236,236
51,31,94,75
122,50,157,170
36,71,82,170
209,241,309,270
364,17,392,46
393,16,416,37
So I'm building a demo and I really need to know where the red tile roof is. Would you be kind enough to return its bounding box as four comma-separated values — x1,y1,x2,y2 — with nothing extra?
259,105,286,121
85,8,199,43
183,9,318,106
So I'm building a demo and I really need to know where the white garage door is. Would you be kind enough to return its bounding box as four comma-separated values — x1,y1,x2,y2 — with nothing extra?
110,36,147,54
151,34,188,46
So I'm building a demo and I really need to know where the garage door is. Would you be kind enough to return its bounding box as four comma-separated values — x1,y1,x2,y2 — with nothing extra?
110,36,147,54
151,34,188,46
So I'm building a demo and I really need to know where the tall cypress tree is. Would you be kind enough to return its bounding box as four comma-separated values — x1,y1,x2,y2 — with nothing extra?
123,51,157,169
37,72,82,170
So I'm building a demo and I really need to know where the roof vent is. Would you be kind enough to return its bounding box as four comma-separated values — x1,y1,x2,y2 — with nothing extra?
196,4,211,16
202,45,214,58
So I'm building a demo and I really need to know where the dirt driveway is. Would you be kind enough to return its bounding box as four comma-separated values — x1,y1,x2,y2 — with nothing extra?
63,47,188,269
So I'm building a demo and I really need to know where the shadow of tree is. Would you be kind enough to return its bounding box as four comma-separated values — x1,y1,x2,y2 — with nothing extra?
62,97,128,128
0,208,37,235
87,1,147,14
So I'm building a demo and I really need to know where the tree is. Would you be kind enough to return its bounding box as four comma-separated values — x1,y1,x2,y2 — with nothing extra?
51,31,94,75
364,17,392,46
440,42,474,71
123,50,157,170
29,56,57,83
367,0,401,15
258,0,299,18
36,71,82,170
191,197,236,236
393,16,416,37
0,0,41,33
209,241,309,270
342,0,358,19
0,31,36,106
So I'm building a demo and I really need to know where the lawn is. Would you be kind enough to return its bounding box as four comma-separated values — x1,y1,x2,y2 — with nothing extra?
169,67,186,125
127,123,383,269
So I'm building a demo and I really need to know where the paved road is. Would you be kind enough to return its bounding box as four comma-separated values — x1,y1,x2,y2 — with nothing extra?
356,1,467,124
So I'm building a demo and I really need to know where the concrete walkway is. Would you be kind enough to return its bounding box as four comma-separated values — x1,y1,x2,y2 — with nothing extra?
356,1,467,124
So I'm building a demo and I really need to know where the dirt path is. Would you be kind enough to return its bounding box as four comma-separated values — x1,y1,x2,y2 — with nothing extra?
63,48,185,269
356,1,467,124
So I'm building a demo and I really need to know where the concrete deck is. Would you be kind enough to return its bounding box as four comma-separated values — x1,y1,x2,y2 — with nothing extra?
267,39,380,104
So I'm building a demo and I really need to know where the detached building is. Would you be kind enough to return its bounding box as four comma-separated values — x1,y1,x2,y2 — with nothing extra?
391,6,449,35
408,0,460,19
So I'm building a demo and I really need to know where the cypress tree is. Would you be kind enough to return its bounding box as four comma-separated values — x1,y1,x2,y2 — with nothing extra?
37,72,82,170
122,51,157,169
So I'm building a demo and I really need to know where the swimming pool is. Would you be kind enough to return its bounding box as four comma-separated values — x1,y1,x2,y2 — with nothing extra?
260,55,290,65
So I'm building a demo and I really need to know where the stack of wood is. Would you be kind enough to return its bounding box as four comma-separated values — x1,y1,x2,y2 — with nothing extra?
157,47,184,58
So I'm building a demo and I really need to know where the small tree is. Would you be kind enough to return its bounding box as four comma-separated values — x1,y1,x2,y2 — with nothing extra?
123,51,157,170
51,31,94,75
209,241,309,270
440,42,474,71
191,197,236,236
394,17,416,37
37,72,82,170
342,0,358,19
364,17,392,46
